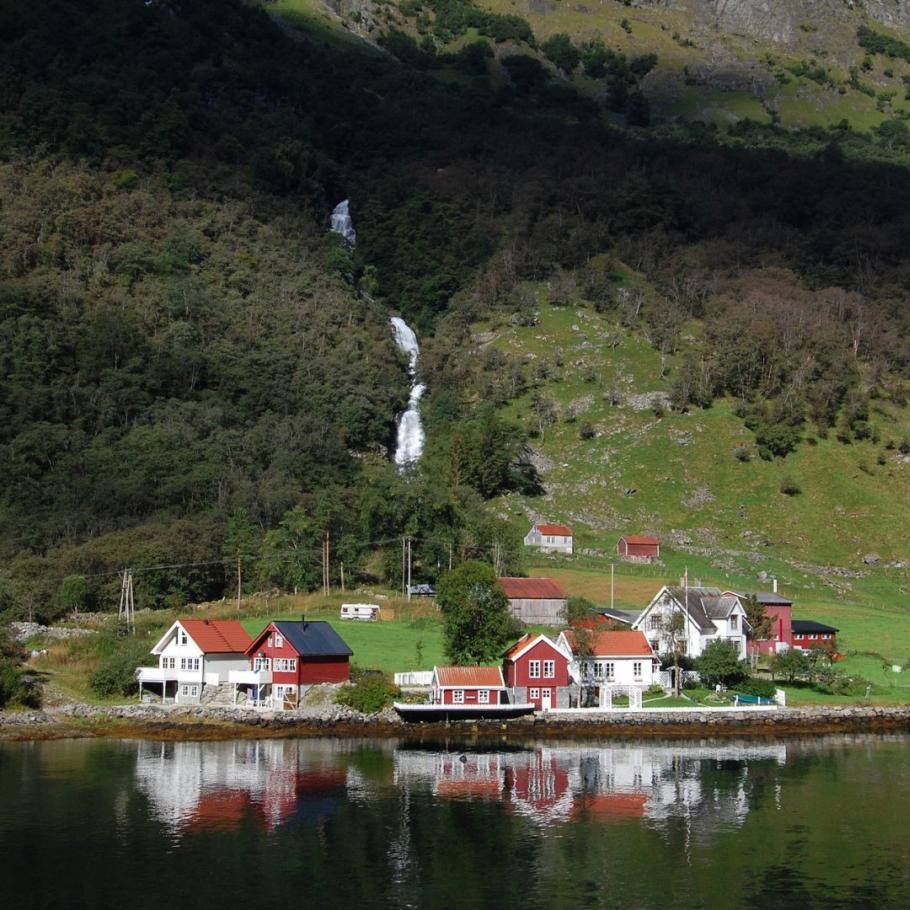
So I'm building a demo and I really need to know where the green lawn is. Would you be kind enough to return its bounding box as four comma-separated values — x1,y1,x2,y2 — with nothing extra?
241,613,447,674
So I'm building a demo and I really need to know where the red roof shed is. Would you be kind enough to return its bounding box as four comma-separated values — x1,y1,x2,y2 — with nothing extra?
617,535,660,560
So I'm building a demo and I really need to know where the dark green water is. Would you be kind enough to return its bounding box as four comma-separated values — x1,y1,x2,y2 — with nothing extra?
1,735,909,909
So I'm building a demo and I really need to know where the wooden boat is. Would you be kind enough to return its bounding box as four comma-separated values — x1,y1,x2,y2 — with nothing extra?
393,702,536,722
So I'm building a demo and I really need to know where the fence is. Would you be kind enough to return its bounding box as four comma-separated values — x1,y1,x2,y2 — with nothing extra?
394,671,434,686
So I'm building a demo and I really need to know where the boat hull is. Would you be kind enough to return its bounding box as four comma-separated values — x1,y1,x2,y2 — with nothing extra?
393,702,536,722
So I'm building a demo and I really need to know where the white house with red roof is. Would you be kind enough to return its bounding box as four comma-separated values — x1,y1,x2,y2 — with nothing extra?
556,629,660,691
499,576,568,625
431,666,508,706
137,619,252,704
524,522,573,555
503,633,573,709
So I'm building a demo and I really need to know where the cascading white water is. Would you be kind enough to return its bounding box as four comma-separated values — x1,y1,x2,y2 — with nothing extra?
390,316,426,466
330,199,357,245
326,201,425,466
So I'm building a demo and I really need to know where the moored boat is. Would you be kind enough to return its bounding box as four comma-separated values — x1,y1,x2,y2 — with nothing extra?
393,702,536,722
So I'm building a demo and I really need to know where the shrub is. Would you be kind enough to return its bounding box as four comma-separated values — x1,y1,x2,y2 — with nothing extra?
89,636,152,698
645,683,665,698
735,677,776,698
541,33,580,74
779,476,802,496
335,673,399,714
579,421,596,439
0,633,41,709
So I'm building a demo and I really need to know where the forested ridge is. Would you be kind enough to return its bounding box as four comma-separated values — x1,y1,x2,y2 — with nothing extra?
0,0,908,620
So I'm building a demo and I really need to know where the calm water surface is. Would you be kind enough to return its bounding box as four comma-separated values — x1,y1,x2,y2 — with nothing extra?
1,734,909,909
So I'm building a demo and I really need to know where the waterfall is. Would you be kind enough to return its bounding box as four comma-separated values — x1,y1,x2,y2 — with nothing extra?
390,316,426,466
330,199,356,245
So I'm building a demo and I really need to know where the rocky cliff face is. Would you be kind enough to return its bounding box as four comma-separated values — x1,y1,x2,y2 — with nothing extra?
637,0,910,43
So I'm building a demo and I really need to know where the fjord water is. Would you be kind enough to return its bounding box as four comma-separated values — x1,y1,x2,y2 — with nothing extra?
2,736,909,910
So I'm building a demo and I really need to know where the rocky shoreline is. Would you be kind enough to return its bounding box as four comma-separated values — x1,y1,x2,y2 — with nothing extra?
2,703,910,742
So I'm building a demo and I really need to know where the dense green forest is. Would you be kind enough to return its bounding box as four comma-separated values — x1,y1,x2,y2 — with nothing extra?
1,0,909,621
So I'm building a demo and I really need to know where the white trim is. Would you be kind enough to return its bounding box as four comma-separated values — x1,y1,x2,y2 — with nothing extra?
505,634,572,663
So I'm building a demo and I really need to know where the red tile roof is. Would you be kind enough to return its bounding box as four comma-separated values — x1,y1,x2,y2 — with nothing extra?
180,619,252,653
435,666,506,688
562,629,654,657
499,577,566,599
535,523,572,536
620,535,660,546
504,634,535,659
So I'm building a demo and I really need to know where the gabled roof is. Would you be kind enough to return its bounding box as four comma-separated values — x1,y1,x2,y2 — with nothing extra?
590,606,639,625
503,633,570,662
533,523,572,536
744,591,793,606
653,586,746,634
791,620,839,634
434,666,506,688
560,629,655,658
619,535,659,546
153,619,252,655
499,577,566,599
248,621,353,658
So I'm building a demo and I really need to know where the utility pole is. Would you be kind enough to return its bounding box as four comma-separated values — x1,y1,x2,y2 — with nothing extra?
401,536,407,597
236,555,242,612
118,569,135,634
340,560,345,593
610,562,615,612
448,540,453,572
406,536,412,601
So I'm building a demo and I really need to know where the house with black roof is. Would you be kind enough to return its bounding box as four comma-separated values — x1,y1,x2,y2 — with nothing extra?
791,620,839,652
236,619,353,709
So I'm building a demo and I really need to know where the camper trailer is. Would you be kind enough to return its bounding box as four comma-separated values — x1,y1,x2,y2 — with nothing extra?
339,603,380,622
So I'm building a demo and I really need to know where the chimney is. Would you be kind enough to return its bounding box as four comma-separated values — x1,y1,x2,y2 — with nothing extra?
772,577,778,594
300,613,307,629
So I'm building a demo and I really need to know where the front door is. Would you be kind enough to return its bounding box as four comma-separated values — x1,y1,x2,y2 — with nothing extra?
541,688,552,711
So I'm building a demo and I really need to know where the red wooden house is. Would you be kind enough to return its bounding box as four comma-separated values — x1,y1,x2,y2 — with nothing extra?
791,620,839,652
739,591,793,656
431,666,507,706
503,633,572,709
617,535,660,561
241,620,352,708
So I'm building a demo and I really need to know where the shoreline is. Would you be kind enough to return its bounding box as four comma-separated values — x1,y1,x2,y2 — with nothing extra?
3,703,910,743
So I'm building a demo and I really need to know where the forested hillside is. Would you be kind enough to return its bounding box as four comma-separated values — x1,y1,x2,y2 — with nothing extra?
0,0,908,621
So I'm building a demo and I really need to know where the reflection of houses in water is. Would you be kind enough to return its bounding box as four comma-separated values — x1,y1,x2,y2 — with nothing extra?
393,742,787,831
134,739,372,834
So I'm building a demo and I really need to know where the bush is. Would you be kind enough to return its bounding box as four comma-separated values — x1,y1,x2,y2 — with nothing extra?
779,476,802,496
735,677,776,698
89,635,152,698
335,673,399,714
645,683,665,698
0,633,41,709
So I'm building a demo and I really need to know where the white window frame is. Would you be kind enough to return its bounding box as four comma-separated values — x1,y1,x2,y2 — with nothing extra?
179,631,188,646
275,634,284,648
529,688,540,700
730,615,739,630
543,660,556,678
452,689,465,704
633,661,642,680
477,690,490,704
605,662,615,681
254,657,271,672
528,660,541,679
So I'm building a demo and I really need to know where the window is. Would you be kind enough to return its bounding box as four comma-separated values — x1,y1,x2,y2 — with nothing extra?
254,657,271,672
633,661,642,679
605,662,615,680
529,688,540,700
179,657,199,671
452,690,465,704
161,657,175,669
543,660,556,678
648,615,662,631
275,634,284,648
730,615,739,630
267,634,273,647
275,658,297,672
179,631,188,646
528,660,541,679
478,690,490,704
593,661,604,679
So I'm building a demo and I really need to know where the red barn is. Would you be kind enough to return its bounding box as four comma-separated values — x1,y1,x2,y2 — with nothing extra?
242,620,352,708
739,591,794,656
431,666,507,706
791,620,839,652
617,535,660,561
503,633,572,709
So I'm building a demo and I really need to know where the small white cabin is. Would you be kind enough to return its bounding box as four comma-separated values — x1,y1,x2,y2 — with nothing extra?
340,603,380,622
